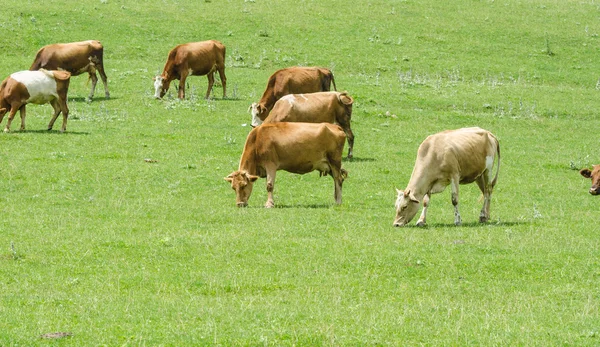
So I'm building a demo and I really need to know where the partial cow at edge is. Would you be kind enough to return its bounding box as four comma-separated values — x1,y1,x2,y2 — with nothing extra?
0,69,71,133
259,91,355,159
393,127,501,227
580,165,600,195
250,66,336,123
30,40,109,102
154,40,227,100
225,122,348,208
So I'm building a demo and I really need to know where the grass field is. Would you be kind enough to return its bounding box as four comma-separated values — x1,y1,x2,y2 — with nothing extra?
0,0,599,345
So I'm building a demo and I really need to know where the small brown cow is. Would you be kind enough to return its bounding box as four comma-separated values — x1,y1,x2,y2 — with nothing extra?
393,127,500,227
30,40,109,101
0,69,71,132
258,91,355,158
580,165,600,195
225,122,348,208
154,40,227,100
250,67,336,122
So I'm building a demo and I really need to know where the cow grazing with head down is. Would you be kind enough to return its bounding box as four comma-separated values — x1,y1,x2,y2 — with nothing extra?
154,40,227,100
257,91,356,158
580,165,600,195
393,127,500,227
250,67,336,123
0,69,71,133
225,122,348,208
30,40,109,101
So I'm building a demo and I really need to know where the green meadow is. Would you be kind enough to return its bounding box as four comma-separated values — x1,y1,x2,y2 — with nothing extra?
0,0,599,345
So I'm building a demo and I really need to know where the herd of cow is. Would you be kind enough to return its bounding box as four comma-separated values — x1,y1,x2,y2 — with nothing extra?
0,40,597,226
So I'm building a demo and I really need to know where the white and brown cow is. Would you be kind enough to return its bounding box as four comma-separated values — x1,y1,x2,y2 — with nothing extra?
580,165,600,195
250,67,336,123
225,122,348,208
393,127,500,227
30,40,109,101
0,69,71,132
154,40,227,100
257,91,355,158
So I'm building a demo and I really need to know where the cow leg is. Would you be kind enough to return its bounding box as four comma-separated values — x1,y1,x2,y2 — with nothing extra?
476,175,492,223
451,177,461,226
58,97,69,132
18,105,26,131
205,72,215,99
4,105,22,133
87,72,99,102
178,71,189,99
47,100,62,131
265,168,276,208
97,65,110,98
416,193,430,227
217,68,227,99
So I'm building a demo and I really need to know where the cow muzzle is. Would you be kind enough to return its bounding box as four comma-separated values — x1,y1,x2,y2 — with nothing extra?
589,187,600,195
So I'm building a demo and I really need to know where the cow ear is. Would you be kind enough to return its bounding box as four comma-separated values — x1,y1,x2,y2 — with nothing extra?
408,191,419,203
396,188,403,195
224,174,234,183
580,168,592,178
0,108,6,115
247,174,259,182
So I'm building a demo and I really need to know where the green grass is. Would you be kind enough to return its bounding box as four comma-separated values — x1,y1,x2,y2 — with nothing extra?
0,0,599,345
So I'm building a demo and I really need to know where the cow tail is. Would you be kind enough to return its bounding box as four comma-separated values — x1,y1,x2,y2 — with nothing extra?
330,72,337,91
491,137,500,188
30,50,44,70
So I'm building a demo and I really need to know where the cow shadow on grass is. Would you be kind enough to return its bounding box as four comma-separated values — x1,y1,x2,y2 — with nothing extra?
20,129,90,136
270,203,332,209
343,157,376,163
68,96,117,103
403,220,528,229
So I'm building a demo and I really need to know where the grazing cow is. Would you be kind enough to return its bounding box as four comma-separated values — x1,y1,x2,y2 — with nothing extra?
258,91,356,158
580,165,600,195
225,122,348,208
393,127,500,227
250,67,336,123
30,40,109,101
154,40,227,100
0,69,71,133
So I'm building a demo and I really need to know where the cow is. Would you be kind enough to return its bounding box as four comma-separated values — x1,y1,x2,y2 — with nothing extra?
0,69,71,133
153,40,227,100
257,91,356,158
249,66,336,123
30,40,109,101
225,122,348,208
393,127,500,227
580,165,600,195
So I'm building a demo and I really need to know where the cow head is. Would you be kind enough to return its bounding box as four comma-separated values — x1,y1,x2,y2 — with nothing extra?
153,75,170,99
393,189,421,227
580,164,600,195
225,170,260,207
249,103,268,127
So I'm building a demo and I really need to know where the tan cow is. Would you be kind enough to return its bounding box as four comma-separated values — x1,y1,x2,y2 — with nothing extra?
0,69,71,132
393,127,500,227
250,67,336,123
154,40,227,99
257,91,355,158
580,165,600,195
30,40,109,101
225,122,348,208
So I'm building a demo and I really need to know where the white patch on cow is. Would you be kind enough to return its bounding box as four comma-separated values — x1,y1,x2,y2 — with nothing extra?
153,76,163,98
10,70,58,104
486,155,494,181
250,103,263,127
281,94,296,106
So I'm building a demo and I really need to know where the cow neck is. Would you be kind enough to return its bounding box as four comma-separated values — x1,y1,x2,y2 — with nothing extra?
405,169,430,201
238,151,257,176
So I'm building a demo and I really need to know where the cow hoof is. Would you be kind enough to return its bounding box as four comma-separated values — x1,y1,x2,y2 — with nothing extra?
265,202,275,208
479,217,489,223
454,221,462,226
3,128,10,133
416,221,427,227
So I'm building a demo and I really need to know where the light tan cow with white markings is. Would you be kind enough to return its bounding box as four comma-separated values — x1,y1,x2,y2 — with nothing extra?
393,127,500,227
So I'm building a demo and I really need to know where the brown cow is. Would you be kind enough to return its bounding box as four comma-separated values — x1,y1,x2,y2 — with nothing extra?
154,40,227,100
0,69,71,132
393,127,500,227
580,165,600,195
30,40,109,101
258,91,355,158
225,122,348,208
250,67,336,123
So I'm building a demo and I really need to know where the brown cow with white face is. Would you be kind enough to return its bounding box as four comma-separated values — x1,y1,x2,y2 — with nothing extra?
225,122,348,208
258,91,355,158
154,40,227,100
250,67,336,124
30,40,109,101
0,69,71,132
394,127,500,227
580,165,600,195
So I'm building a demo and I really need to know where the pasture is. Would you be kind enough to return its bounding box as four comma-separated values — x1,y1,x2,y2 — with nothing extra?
0,0,599,345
